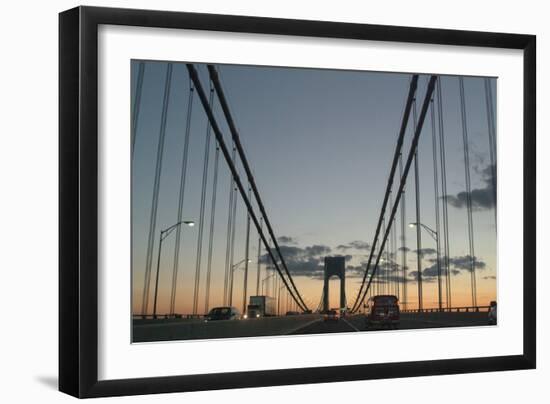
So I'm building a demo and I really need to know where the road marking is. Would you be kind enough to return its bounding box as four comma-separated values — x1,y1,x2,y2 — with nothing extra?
341,317,360,332
284,318,323,335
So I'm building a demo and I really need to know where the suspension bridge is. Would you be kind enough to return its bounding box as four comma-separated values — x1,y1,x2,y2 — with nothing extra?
131,62,497,342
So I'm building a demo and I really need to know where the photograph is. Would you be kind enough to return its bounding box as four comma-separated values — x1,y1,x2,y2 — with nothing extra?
131,61,498,343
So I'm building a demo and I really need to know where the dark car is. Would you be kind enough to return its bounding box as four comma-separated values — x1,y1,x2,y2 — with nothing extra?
323,309,339,322
365,295,400,329
205,306,241,322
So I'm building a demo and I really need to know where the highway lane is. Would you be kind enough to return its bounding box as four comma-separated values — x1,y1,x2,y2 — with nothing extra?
288,315,365,334
289,312,491,335
134,312,493,341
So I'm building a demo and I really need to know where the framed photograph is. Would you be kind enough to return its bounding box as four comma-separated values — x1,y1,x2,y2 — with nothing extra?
59,6,536,398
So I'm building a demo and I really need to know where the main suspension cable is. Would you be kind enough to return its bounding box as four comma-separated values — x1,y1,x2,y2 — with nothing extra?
350,75,419,312
352,76,437,313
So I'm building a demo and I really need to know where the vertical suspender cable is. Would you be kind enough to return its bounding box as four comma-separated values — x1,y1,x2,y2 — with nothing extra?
459,77,477,307
382,218,387,295
204,142,220,313
223,146,237,304
399,155,407,310
192,84,214,315
437,79,452,309
484,78,497,227
386,215,394,295
430,98,443,311
256,218,263,295
228,184,238,306
141,63,173,316
131,62,145,157
393,202,399,300
242,186,252,313
413,98,424,311
169,80,194,316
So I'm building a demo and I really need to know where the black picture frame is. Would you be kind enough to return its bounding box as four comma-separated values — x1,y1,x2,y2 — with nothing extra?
59,5,536,398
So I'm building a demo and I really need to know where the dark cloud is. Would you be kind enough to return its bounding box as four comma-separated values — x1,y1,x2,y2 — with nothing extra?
444,163,496,210
397,246,410,252
305,245,331,256
277,235,297,245
448,255,486,271
336,240,370,251
345,265,366,278
420,255,487,280
408,270,436,282
413,248,437,256
483,275,496,280
259,243,331,277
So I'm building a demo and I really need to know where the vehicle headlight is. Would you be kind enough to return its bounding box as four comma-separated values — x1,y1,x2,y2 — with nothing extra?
243,314,248,319
256,314,260,318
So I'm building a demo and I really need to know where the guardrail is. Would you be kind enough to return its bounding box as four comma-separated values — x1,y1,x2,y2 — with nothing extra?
133,314,205,320
400,306,491,313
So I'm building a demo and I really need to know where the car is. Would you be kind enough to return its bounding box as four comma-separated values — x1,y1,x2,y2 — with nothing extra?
323,309,339,322
204,306,241,322
488,301,497,325
365,295,400,329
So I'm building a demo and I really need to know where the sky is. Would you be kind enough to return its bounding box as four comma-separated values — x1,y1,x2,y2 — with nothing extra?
131,61,497,315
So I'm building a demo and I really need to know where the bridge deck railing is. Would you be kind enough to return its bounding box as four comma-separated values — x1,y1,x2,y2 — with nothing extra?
400,306,491,313
133,314,206,320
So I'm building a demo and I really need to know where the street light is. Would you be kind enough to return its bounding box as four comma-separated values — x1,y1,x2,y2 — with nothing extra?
231,258,252,273
408,222,437,241
408,221,442,311
152,220,195,319
228,258,252,307
261,273,276,296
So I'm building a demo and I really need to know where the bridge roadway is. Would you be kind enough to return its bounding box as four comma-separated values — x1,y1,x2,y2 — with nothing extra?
289,311,491,335
133,311,491,342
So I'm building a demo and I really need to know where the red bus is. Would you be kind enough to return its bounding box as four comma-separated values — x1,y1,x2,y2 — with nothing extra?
365,295,400,329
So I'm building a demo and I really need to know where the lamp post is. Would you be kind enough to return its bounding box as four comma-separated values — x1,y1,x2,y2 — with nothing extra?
261,272,276,296
228,258,251,307
409,222,442,311
152,220,195,319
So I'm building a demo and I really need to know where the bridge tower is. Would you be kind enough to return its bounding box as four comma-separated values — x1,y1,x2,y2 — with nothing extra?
322,256,346,312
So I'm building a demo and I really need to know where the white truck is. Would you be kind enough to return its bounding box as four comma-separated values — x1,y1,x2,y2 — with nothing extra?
246,296,276,318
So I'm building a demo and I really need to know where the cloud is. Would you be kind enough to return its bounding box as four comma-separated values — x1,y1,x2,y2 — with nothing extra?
305,245,331,256
341,254,353,262
336,240,371,251
277,235,297,245
443,163,496,210
413,248,437,256
448,255,487,271
259,243,331,277
483,275,496,280
397,246,410,252
419,255,487,280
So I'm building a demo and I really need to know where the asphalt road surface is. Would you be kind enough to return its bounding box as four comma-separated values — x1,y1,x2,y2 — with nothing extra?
290,312,491,335
133,312,492,342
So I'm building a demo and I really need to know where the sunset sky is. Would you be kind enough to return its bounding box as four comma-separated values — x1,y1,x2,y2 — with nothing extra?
131,61,497,315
